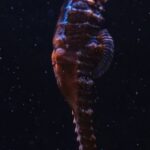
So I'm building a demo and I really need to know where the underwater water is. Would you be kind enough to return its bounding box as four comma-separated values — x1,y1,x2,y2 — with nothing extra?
0,0,150,150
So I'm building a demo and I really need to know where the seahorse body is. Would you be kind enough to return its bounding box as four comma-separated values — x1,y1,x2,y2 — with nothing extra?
51,0,114,150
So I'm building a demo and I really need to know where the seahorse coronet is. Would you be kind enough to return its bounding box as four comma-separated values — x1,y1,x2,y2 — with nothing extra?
52,0,114,150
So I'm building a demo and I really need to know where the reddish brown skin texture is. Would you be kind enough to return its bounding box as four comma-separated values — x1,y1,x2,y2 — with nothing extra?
51,1,114,149
51,49,78,110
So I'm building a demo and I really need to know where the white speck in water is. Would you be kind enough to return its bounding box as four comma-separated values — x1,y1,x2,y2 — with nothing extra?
16,77,20,80
138,28,141,32
47,1,50,5
141,108,146,113
31,93,35,97
140,77,144,81
137,38,141,43
7,67,10,71
29,98,32,102
42,109,46,113
106,124,110,127
29,110,33,114
132,99,136,104
19,17,23,21
16,66,20,70
10,6,14,10
34,43,38,47
44,70,48,74
135,91,139,95
10,109,14,113
8,96,12,100
34,135,38,140
52,121,55,124
18,85,22,89
12,27,15,31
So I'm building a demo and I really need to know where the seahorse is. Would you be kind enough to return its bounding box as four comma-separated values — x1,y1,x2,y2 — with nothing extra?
51,0,114,150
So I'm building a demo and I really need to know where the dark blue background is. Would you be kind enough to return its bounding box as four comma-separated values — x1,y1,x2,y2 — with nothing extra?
0,0,150,150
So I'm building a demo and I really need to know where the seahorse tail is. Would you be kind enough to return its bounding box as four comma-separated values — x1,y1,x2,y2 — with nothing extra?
71,67,98,150
72,103,97,150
